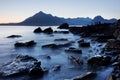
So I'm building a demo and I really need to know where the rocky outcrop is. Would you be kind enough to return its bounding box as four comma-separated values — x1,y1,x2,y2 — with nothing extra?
15,40,36,47
43,27,53,34
0,55,43,77
33,27,42,33
58,23,69,29
7,35,22,38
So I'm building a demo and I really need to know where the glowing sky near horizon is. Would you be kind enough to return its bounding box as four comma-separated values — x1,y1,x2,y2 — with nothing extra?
0,0,120,23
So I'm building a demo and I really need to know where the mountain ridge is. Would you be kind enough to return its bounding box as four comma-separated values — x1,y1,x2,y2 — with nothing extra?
0,11,117,26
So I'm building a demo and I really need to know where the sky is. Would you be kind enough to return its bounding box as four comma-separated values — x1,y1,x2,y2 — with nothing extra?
0,0,120,23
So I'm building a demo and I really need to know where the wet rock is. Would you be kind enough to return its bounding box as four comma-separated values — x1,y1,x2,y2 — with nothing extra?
33,27,42,33
7,35,22,38
68,56,83,65
0,55,43,77
54,31,69,34
87,55,111,66
105,39,120,50
65,47,82,54
79,42,90,47
15,40,36,47
42,42,71,49
77,39,84,43
72,72,97,80
54,38,68,41
53,65,61,71
58,23,69,29
43,27,53,34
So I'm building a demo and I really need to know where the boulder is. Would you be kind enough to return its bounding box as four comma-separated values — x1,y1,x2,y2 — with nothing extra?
52,65,61,71
87,55,111,66
72,72,97,80
43,27,53,34
15,40,36,47
33,27,42,33
65,47,82,54
58,23,69,29
79,42,90,47
7,35,22,38
0,55,43,77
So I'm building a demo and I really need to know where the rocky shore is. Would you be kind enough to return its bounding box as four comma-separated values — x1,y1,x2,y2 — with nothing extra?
0,21,120,80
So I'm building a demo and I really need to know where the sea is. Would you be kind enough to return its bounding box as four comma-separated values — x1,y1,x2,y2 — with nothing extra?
0,26,113,80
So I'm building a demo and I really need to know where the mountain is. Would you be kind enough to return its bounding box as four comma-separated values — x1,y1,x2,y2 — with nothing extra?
0,11,117,26
92,16,117,24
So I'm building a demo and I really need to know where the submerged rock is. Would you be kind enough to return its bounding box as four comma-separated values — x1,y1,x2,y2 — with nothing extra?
0,55,43,77
58,23,69,29
72,72,97,80
43,27,53,34
33,27,42,33
68,56,83,65
65,47,82,54
7,35,22,38
54,31,69,34
54,38,68,41
15,40,36,47
52,65,61,71
42,42,71,49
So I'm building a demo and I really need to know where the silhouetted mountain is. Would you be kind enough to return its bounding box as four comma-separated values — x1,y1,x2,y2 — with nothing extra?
92,16,117,24
0,11,117,26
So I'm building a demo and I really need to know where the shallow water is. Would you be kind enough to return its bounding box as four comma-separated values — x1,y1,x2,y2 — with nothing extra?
0,26,112,80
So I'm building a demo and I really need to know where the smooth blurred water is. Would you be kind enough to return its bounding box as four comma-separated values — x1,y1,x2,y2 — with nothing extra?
0,26,112,80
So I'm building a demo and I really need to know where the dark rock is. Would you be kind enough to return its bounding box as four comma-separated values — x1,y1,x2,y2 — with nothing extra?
0,55,43,77
113,29,120,40
33,27,42,33
29,67,43,77
87,55,111,66
65,47,82,54
42,42,71,49
68,56,83,65
58,23,69,29
77,39,84,43
79,42,90,47
54,38,68,41
105,39,120,50
15,40,36,47
7,35,22,38
72,72,97,80
43,27,53,34
53,65,61,71
54,31,69,34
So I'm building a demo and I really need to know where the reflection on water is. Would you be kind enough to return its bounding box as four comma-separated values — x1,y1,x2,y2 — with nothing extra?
0,26,111,80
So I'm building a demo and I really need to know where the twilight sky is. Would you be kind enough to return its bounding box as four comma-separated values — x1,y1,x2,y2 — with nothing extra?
0,0,120,23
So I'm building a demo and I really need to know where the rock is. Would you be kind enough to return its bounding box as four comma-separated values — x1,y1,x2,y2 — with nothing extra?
42,42,71,49
113,29,120,40
54,31,69,34
0,55,43,77
105,39,120,50
72,72,97,80
43,27,53,34
58,23,69,29
7,35,22,38
79,42,90,47
87,55,111,66
53,65,61,71
68,56,83,65
65,47,82,54
33,27,42,33
54,38,68,41
15,40,36,47
77,39,84,43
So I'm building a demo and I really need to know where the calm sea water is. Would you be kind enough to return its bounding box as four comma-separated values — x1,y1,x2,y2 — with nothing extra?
0,26,112,80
